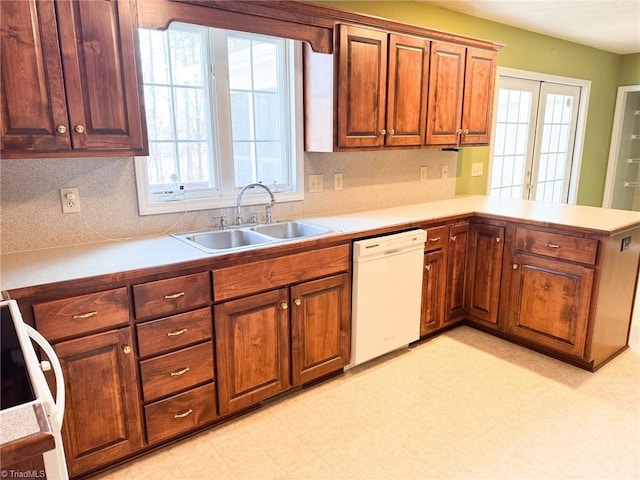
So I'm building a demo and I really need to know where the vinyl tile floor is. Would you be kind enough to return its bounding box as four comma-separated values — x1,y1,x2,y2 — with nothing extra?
95,321,640,480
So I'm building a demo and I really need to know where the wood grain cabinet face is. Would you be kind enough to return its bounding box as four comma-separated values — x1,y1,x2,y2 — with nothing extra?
506,252,593,357
426,42,496,146
445,222,469,324
54,328,143,478
1,0,147,158
336,25,430,148
214,289,291,415
420,225,448,336
290,273,351,385
337,25,388,148
465,223,505,326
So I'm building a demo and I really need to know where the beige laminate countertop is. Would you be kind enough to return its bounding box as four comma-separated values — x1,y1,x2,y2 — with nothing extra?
3,195,640,292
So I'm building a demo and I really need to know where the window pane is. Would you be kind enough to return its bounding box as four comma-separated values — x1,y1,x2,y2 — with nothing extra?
256,141,282,182
144,86,173,140
169,29,204,86
252,40,278,91
228,37,252,90
147,142,177,189
233,142,254,187
231,92,252,141
254,92,279,141
139,29,170,85
177,142,212,186
174,87,207,140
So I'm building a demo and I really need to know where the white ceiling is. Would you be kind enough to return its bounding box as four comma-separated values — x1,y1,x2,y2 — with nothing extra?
419,0,640,55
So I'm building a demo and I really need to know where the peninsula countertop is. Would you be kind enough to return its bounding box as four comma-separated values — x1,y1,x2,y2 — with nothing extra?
3,195,640,292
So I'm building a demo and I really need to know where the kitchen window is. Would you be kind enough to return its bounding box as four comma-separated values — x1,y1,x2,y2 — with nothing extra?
135,24,303,215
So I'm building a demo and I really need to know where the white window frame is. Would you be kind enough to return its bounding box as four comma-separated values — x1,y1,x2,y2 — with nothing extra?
135,27,304,216
488,67,591,204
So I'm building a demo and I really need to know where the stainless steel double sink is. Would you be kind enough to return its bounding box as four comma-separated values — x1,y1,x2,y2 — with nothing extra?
172,221,338,253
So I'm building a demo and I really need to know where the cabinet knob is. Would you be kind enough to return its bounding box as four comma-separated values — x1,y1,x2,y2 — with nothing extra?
380,129,386,135
74,125,85,134
56,125,68,134
389,129,395,135
512,264,519,270
451,235,457,242
425,263,431,271
281,302,288,310
123,345,132,354
456,129,463,135
496,237,501,243
294,298,302,306
463,129,469,135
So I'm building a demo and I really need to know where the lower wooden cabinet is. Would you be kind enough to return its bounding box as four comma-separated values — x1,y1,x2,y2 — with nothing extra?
291,273,351,385
505,252,594,357
54,328,143,478
420,248,446,336
214,289,291,415
465,223,505,326
445,222,469,324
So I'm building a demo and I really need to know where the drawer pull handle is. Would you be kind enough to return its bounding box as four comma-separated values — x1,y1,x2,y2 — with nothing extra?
429,237,441,242
170,367,190,377
173,409,193,419
545,243,561,249
167,328,188,337
164,292,185,300
73,311,97,319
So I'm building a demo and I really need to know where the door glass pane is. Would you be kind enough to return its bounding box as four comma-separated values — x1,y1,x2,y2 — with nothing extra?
533,90,579,203
489,87,533,198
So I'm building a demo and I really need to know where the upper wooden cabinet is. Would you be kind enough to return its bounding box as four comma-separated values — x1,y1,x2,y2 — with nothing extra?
426,42,497,146
1,0,147,158
335,25,430,148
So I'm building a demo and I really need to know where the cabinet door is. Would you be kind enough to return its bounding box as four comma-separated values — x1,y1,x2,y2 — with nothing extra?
445,222,469,323
55,0,146,153
1,0,71,153
54,328,143,478
426,41,466,145
337,25,387,148
214,289,291,415
420,249,446,336
461,47,497,144
290,273,351,385
385,34,430,146
466,224,505,325
507,253,593,357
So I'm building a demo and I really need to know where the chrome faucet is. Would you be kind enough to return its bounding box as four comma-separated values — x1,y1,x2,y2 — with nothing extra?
236,182,276,225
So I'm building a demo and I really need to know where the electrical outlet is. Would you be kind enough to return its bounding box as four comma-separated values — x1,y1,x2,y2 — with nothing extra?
471,162,484,177
419,166,428,182
441,165,449,179
309,174,324,193
334,173,343,191
60,187,81,213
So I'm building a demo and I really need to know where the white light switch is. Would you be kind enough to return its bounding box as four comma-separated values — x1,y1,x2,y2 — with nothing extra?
471,162,484,177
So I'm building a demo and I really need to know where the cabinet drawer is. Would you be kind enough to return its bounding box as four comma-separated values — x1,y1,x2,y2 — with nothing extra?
213,244,350,301
136,308,212,358
144,383,217,444
425,225,447,251
133,272,211,320
514,228,598,265
140,342,214,402
33,288,130,342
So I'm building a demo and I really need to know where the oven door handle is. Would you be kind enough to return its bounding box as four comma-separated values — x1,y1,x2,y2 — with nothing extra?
24,324,65,429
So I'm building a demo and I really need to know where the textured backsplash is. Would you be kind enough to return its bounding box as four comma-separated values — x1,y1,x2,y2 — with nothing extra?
0,149,457,253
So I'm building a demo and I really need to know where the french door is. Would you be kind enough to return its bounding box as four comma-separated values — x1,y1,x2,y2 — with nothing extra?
489,76,581,203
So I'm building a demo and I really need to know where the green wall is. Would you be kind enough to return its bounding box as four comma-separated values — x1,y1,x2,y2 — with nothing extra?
321,1,634,206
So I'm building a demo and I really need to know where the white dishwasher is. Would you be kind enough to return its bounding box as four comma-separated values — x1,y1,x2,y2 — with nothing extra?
349,229,427,368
